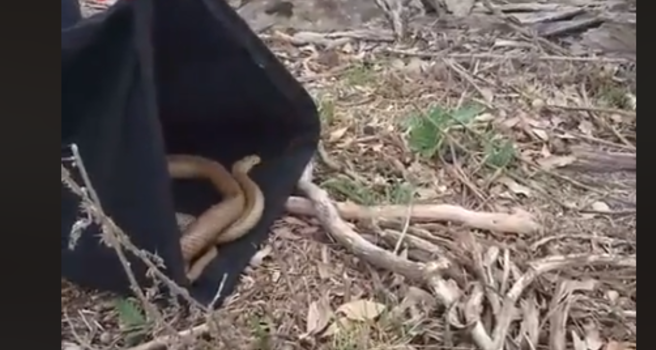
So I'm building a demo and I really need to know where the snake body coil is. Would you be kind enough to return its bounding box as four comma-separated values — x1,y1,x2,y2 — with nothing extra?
167,154,264,282
216,155,264,244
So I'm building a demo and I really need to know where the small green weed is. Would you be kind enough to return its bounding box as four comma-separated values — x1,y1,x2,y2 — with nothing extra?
322,177,415,205
483,133,516,169
384,181,415,204
599,84,632,109
404,104,482,159
114,298,149,346
405,104,517,172
343,63,376,86
322,177,377,205
586,73,633,109
318,98,336,125
248,314,273,350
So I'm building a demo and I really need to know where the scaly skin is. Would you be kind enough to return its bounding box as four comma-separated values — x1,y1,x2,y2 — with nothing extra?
167,155,245,265
217,155,264,243
185,155,264,282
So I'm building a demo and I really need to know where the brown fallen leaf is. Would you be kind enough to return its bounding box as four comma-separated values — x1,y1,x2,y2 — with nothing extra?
572,330,587,350
532,128,550,141
498,176,532,197
249,245,272,267
605,341,632,350
584,321,604,350
537,155,577,170
300,297,334,339
517,296,540,348
569,146,636,172
590,201,611,213
321,316,356,337
550,279,598,350
578,120,595,136
329,126,349,142
336,299,386,322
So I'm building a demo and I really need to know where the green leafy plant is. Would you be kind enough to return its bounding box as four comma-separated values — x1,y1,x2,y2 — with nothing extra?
484,136,516,169
322,177,379,205
344,63,376,86
405,104,483,159
114,298,148,345
322,177,415,205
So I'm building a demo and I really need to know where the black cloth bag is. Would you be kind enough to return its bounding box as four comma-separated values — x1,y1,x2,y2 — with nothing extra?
61,0,320,306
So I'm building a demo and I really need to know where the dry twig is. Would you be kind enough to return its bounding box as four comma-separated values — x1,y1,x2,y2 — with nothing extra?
285,196,541,234
61,144,238,350
288,162,636,350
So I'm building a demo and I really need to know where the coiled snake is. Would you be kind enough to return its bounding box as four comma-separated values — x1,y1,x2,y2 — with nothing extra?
167,154,264,282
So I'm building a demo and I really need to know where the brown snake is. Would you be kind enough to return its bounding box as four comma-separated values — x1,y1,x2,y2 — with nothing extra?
167,154,264,282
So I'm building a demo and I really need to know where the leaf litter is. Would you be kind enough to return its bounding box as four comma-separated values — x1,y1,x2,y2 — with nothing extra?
62,2,636,349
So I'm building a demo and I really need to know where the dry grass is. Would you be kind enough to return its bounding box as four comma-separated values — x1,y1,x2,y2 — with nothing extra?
62,22,636,350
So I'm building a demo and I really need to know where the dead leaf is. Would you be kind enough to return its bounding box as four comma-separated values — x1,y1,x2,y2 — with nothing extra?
549,279,597,350
329,127,349,142
317,263,333,280
405,286,435,306
537,155,577,170
273,226,301,241
443,0,474,17
518,296,540,348
578,120,595,135
502,116,521,129
498,176,532,197
62,342,84,350
532,128,550,141
479,88,494,103
540,144,552,158
532,98,545,109
494,39,528,48
321,316,355,337
336,299,386,321
584,321,604,350
297,225,320,237
605,341,631,350
415,187,438,200
610,114,624,124
591,201,610,212
605,290,619,304
564,279,598,293
300,298,334,339
572,330,587,350
249,245,272,267
282,216,306,226
387,346,417,350
341,42,354,53
580,23,635,59
475,113,495,123
404,57,428,75
625,94,636,111
390,58,406,70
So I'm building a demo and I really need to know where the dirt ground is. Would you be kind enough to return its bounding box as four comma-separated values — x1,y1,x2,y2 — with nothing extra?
64,1,636,349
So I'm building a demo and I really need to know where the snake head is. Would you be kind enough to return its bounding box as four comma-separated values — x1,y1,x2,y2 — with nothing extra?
243,155,261,166
234,154,261,173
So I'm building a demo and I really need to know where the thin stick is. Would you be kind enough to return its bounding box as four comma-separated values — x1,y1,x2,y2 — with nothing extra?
385,49,632,64
126,324,210,350
62,165,207,312
285,197,541,234
546,103,636,119
61,155,163,322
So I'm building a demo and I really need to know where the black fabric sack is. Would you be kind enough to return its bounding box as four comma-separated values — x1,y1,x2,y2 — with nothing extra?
61,0,320,306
